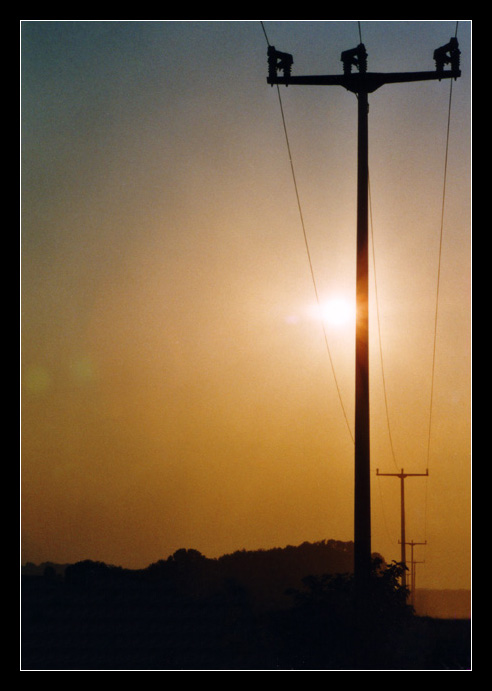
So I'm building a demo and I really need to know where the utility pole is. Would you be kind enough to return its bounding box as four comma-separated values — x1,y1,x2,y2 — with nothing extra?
400,539,427,605
266,34,460,593
377,469,429,588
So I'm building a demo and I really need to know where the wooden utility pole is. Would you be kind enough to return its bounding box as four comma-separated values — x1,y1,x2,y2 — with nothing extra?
377,469,428,588
401,539,427,606
267,34,460,593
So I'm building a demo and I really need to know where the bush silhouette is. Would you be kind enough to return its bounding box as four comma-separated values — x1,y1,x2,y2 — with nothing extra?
274,558,414,668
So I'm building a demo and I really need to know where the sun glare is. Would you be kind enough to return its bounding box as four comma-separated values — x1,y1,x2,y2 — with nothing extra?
318,297,355,327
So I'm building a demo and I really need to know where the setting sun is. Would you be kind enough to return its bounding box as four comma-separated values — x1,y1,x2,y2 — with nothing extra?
317,297,355,327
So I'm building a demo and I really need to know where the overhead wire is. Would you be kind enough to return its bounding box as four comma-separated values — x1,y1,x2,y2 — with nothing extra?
426,19,459,470
260,21,354,444
358,19,400,551
422,19,460,544
368,171,399,543
369,175,399,471
353,19,399,471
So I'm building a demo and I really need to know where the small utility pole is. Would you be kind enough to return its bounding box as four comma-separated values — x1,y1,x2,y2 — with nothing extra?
401,539,427,605
267,33,460,593
377,469,429,588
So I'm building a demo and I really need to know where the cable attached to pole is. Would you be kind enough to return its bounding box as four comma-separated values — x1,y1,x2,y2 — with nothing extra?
260,21,354,443
422,20,460,548
426,20,459,470
369,177,399,470
358,19,399,470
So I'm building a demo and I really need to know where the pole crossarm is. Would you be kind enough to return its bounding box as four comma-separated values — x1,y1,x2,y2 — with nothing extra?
267,69,460,93
267,38,460,94
401,539,427,546
377,469,429,480
400,539,428,549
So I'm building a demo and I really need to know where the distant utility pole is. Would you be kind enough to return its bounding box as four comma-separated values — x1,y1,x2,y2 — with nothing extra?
400,539,427,605
377,469,429,588
267,35,460,592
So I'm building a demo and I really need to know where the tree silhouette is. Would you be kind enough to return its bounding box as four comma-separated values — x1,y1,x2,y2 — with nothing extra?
275,558,414,668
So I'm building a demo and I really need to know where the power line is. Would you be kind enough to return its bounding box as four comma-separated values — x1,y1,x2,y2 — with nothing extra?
426,22,459,469
260,20,270,46
369,177,399,470
357,21,460,477
260,21,354,443
357,20,398,470
376,472,394,542
422,19,460,547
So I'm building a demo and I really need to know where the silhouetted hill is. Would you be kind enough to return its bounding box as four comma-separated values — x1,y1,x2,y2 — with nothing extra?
21,541,471,669
22,540,360,611
22,562,72,578
214,540,357,610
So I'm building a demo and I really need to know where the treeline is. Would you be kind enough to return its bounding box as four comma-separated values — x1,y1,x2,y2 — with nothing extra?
21,540,470,670
142,539,357,610
23,540,357,612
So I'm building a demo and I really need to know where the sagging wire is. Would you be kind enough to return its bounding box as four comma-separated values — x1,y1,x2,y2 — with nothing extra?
260,21,354,444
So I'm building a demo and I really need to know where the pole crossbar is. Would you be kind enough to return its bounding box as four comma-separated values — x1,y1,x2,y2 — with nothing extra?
267,69,460,93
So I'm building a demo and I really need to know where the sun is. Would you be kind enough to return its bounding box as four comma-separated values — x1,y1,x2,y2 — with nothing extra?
318,297,355,327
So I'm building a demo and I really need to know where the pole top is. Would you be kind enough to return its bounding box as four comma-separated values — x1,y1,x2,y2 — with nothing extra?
266,39,461,92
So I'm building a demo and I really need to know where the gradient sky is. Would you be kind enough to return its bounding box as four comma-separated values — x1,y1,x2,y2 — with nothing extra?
21,20,471,590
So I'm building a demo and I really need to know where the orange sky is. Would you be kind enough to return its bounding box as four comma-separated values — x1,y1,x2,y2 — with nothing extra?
21,20,471,590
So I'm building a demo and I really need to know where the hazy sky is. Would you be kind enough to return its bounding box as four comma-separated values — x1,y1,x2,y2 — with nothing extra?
21,20,471,590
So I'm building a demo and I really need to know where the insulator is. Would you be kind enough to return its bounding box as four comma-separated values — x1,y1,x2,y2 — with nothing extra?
267,46,293,81
433,37,460,72
341,44,367,75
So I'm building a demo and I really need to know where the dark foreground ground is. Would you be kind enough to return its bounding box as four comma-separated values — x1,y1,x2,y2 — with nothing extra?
21,574,471,670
